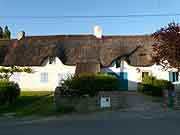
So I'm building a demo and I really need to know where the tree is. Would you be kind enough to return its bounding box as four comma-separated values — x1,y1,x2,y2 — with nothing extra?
0,26,3,39
3,26,11,39
152,22,180,71
0,66,32,80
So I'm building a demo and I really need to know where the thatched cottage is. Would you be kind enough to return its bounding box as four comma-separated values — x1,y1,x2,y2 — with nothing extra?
0,29,179,91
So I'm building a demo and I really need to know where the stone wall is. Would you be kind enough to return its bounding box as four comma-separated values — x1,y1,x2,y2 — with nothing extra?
175,91,180,109
54,89,128,112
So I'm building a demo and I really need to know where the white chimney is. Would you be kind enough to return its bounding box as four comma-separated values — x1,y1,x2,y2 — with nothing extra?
17,31,25,40
94,25,102,39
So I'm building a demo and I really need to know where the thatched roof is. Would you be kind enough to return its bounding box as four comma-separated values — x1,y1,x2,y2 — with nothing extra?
0,35,155,67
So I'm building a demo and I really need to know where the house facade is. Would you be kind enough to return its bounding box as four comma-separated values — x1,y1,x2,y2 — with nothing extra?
101,60,180,91
10,57,76,91
0,31,179,91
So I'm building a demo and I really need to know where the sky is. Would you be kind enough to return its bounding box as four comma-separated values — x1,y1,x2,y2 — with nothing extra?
0,0,180,38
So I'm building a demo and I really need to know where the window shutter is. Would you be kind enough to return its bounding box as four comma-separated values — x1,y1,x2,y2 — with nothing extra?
169,72,173,82
175,72,179,81
120,72,124,79
124,72,128,80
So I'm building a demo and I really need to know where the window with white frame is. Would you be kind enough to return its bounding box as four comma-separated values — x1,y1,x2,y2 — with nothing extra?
142,72,149,79
110,59,121,68
40,72,48,83
169,71,179,82
49,57,56,64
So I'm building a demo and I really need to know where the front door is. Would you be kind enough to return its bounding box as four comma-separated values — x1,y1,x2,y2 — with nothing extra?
119,72,128,91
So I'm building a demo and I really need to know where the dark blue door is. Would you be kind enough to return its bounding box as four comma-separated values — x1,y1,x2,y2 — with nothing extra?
119,72,128,90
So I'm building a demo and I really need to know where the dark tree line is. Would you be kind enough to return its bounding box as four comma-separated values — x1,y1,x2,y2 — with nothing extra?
0,26,11,40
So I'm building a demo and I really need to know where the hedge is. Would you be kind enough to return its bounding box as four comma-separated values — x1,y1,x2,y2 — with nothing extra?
138,75,173,97
58,74,119,97
0,80,20,105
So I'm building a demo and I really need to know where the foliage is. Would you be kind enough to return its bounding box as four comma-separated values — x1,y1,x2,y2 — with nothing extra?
152,22,180,71
0,26,11,40
0,66,32,80
57,105,75,114
139,75,173,97
0,80,20,105
58,74,119,97
3,26,11,40
0,27,3,39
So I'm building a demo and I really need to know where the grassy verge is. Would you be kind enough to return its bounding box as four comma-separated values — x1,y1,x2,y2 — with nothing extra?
0,91,60,117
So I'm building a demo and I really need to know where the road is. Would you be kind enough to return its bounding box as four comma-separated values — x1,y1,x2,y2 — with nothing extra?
1,110,180,135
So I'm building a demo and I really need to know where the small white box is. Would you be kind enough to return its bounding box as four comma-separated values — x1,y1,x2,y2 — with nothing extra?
100,97,111,108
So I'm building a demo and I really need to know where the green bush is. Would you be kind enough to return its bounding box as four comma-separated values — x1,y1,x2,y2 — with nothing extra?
0,80,20,105
57,105,75,113
58,74,119,97
139,75,173,97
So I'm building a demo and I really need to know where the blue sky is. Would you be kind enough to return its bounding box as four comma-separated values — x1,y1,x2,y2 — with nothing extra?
1,0,180,38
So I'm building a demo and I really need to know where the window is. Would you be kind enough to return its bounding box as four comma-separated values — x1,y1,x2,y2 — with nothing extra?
110,61,116,67
116,60,121,68
110,59,121,68
142,72,149,79
169,72,179,82
49,57,56,64
40,72,48,83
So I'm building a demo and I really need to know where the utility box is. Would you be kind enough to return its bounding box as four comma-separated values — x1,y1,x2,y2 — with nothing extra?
100,97,111,108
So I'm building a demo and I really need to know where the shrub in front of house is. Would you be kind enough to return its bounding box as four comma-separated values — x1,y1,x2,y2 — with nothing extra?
0,80,20,105
58,74,119,97
138,75,173,97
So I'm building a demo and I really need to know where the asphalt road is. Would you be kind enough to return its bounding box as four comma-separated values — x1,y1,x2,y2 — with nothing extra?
1,110,180,135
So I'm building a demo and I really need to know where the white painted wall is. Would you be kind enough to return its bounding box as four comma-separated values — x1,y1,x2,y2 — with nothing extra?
9,57,76,91
3,58,180,91
101,61,180,91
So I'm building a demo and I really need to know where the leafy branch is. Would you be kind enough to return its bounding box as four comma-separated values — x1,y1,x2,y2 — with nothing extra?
0,66,32,80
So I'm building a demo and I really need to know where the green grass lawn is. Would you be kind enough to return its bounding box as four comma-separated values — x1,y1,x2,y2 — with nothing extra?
0,91,59,117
